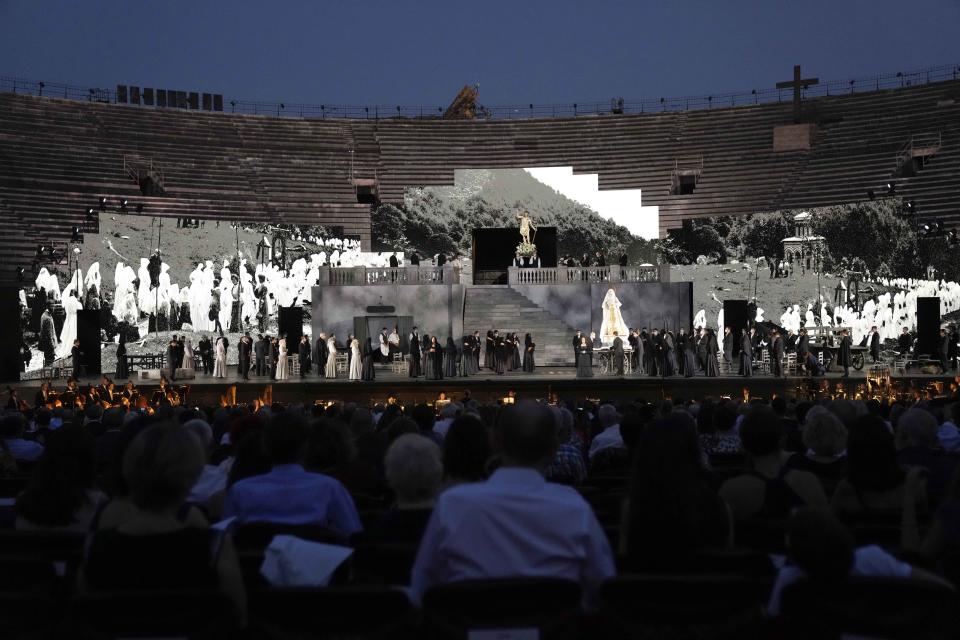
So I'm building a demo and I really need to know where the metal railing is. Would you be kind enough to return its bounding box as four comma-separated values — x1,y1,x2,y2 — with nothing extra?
2,63,959,121
322,265,456,285
895,131,942,170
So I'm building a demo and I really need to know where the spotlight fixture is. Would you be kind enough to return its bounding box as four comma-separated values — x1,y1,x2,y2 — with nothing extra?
86,207,95,222
120,199,128,210
886,182,896,196
99,196,107,212
948,230,959,246
71,226,82,242
35,245,44,258
16,267,25,282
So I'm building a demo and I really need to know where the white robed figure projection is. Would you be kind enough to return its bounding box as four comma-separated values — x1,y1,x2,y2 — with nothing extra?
599,288,630,346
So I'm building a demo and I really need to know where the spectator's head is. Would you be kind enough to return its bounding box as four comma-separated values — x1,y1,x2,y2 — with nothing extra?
122,423,205,512
712,402,738,434
385,434,443,507
439,403,460,422
349,408,374,438
897,408,939,449
182,419,213,455
410,404,436,435
846,414,905,492
304,419,356,472
786,508,855,582
15,424,96,527
263,412,309,465
0,413,26,439
497,402,558,469
598,404,619,428
802,407,848,458
443,414,492,482
740,406,784,457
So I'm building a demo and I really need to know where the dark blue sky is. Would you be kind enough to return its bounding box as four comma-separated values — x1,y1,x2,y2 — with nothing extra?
2,0,958,107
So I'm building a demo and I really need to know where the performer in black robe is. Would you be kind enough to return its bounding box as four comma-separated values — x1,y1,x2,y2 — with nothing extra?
771,331,785,378
444,337,459,378
511,334,522,371
676,329,687,376
462,334,477,376
938,328,950,374
361,337,376,381
298,336,311,378
897,327,913,356
422,334,435,379
838,329,853,377
408,331,421,377
611,332,625,375
485,330,496,370
523,333,536,373
493,333,507,375
664,331,677,377
572,330,583,368
705,329,720,377
432,336,445,380
165,338,178,381
869,326,881,363
576,337,593,378
722,327,734,366
115,332,128,379
628,329,640,373
683,337,697,378
315,334,328,378
472,331,481,371
739,329,753,378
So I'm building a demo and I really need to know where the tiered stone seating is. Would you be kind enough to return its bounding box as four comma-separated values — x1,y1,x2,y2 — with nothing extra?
2,76,959,283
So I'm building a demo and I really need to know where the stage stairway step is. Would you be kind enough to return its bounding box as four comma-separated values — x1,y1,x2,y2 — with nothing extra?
463,286,577,366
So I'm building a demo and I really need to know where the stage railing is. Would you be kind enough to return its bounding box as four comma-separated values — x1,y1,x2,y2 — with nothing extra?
320,265,457,285
508,265,664,284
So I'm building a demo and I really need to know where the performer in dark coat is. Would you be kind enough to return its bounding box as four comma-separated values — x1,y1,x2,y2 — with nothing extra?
869,326,882,363
576,337,593,378
71,339,83,379
683,336,697,378
722,327,734,366
611,332,625,375
426,336,443,380
115,332,128,379
493,333,507,375
486,330,496,370
444,337,459,378
472,330,481,371
255,335,268,376
771,330,784,378
837,329,852,377
511,334,522,371
939,328,951,374
408,330,421,378
39,307,57,366
664,331,677,377
238,333,252,381
165,338,178,381
739,329,753,378
572,330,583,368
705,329,720,377
298,336,311,378
462,334,477,376
677,330,687,376
361,337,376,381
628,329,640,373
898,327,913,356
270,338,280,381
316,334,328,378
198,336,213,374
523,333,536,373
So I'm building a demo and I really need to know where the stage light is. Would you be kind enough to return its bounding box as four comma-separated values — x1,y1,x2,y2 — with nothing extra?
17,267,24,282
906,200,916,213
86,207,95,222
35,245,44,258
120,199,128,210
71,226,82,242
886,182,896,196
99,197,107,211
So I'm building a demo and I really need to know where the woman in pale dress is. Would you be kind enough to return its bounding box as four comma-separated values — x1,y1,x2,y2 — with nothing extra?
182,337,195,375
325,335,338,379
349,337,362,380
276,335,289,380
213,336,227,379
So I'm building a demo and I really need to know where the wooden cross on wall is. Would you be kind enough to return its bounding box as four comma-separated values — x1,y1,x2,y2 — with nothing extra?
776,64,819,124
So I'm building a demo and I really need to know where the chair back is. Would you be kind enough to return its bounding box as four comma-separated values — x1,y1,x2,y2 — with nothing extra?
69,589,235,639
249,586,413,637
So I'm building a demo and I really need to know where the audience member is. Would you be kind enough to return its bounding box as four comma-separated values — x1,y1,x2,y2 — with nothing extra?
304,419,381,497
545,406,587,485
441,414,492,486
411,403,615,608
1,413,43,462
698,401,741,455
784,406,848,491
588,404,623,458
895,408,959,507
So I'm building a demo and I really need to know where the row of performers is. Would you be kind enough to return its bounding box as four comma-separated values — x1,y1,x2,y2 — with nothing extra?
409,330,535,379
27,376,185,411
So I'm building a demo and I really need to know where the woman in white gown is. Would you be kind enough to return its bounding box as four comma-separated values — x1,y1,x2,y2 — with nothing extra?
325,336,338,379
182,337,195,375
276,336,289,380
349,338,362,380
214,337,227,379
57,292,83,358
599,288,630,345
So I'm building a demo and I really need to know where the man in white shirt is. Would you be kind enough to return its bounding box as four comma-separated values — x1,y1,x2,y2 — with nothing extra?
411,403,615,608
432,403,461,440
588,404,622,458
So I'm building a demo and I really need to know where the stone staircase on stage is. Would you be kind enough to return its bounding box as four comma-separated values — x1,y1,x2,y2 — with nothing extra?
463,286,576,366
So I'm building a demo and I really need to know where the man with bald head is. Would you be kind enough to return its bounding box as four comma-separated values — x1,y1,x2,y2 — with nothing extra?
411,402,615,609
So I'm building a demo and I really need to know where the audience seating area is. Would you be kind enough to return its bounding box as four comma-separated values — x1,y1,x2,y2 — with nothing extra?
3,393,960,638
1,76,959,283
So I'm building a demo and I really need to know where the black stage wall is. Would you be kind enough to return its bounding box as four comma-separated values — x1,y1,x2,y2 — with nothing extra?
472,227,557,283
76,309,101,376
278,306,304,346
916,297,940,357
0,287,20,382
723,300,749,357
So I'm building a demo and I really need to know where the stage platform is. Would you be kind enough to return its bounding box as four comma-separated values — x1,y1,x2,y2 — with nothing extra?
13,365,958,406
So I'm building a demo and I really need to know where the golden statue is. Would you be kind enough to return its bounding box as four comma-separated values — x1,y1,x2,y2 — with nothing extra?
516,211,537,245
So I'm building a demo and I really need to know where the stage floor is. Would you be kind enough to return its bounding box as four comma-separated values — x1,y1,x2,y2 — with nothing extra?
14,364,957,405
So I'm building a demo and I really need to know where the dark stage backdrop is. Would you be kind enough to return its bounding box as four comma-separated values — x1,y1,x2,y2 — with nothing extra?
723,300,749,357
472,227,557,283
278,306,304,345
76,309,101,376
588,283,692,336
916,297,940,357
0,287,20,382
